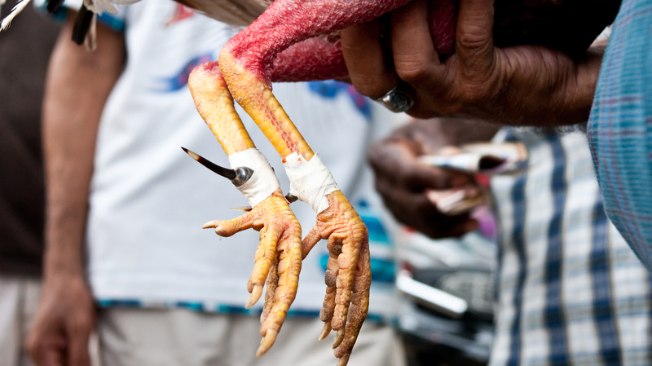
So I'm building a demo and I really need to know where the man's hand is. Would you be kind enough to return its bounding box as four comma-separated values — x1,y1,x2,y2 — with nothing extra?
368,118,498,238
342,0,605,126
26,273,95,366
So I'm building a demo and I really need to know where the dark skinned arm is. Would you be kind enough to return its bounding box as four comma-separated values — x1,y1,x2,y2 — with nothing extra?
342,0,606,126
26,16,125,366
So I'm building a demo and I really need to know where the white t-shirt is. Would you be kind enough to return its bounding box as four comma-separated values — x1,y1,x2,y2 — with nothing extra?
57,0,399,320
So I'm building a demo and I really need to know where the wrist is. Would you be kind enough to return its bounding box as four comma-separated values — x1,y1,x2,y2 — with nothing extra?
557,50,603,125
43,247,86,280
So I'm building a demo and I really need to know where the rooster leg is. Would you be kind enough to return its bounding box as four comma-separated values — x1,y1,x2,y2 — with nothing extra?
216,4,414,365
189,62,302,354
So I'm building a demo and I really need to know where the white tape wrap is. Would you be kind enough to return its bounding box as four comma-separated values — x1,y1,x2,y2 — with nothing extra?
283,153,339,213
228,148,280,207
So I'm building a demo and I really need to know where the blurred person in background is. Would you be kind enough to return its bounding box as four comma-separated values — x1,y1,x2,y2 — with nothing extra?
0,2,59,366
25,1,405,366
368,118,652,365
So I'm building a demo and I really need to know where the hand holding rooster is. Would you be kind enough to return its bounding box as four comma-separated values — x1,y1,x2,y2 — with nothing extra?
342,0,610,126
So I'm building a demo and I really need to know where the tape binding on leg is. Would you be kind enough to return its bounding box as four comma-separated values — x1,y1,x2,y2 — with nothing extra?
229,148,280,207
283,153,338,213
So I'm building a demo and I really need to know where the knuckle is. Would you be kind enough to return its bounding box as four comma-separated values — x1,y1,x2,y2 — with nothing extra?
395,61,430,84
460,84,487,104
350,76,391,99
69,317,91,336
457,30,488,52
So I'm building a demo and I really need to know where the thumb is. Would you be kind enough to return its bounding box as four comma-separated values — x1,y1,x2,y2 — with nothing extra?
455,0,496,79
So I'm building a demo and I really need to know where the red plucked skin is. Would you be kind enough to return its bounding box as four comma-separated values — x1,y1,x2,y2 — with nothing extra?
179,0,621,83
177,1,621,364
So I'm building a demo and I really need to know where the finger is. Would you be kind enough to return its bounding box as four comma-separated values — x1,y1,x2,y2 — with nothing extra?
375,179,426,213
67,318,93,366
203,211,255,237
340,18,399,99
379,183,475,238
402,166,471,191
368,141,416,178
375,178,439,216
455,0,496,78
391,0,443,87
370,141,469,190
26,319,67,366
40,348,64,366
27,339,64,366
334,240,371,363
444,218,479,237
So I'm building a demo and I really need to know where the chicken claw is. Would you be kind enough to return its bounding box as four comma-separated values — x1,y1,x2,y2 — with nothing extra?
203,188,302,356
191,33,370,364
302,191,371,366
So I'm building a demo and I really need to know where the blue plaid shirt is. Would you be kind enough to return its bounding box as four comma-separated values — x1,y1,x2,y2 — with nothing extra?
587,0,652,269
490,128,652,366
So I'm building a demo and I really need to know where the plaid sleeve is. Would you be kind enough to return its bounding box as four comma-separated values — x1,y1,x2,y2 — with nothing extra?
34,0,126,32
587,0,652,270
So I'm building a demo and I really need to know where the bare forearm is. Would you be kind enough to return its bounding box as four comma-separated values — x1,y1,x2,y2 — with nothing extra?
514,46,604,126
43,17,125,278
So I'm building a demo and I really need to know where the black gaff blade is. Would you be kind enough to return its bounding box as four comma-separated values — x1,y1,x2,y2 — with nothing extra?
181,147,237,180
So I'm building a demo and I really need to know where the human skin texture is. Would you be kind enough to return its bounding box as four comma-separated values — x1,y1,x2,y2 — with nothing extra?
22,0,619,364
367,118,500,238
340,0,612,124
181,0,619,364
25,18,126,366
10,0,619,364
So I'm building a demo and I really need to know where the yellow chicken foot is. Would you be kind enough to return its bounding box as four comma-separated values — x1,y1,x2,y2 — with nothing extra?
219,30,370,365
189,62,302,356
219,37,371,365
302,192,371,363
202,190,302,356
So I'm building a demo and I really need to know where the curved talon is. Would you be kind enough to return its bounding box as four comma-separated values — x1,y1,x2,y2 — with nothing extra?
246,285,264,309
202,220,222,229
299,191,370,366
201,192,301,356
256,329,278,357
334,241,371,363
188,61,305,361
203,213,256,237
333,329,345,349
337,354,351,366
190,25,370,362
318,322,332,341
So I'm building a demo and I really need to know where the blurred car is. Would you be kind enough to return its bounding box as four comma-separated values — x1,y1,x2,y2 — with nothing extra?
395,227,497,366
